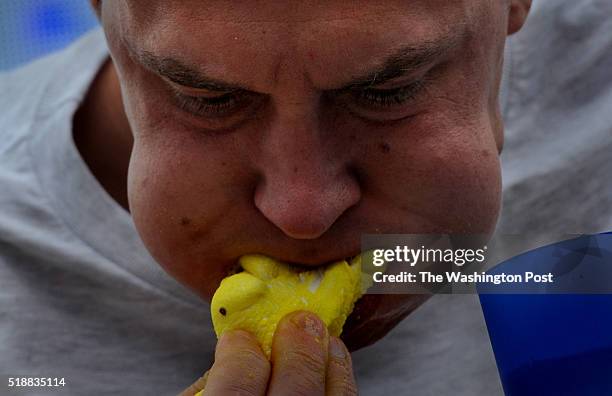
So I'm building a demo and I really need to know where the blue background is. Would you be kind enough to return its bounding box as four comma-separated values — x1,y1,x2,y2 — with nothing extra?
0,0,98,71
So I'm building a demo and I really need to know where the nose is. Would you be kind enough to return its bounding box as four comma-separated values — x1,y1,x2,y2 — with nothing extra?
253,106,361,240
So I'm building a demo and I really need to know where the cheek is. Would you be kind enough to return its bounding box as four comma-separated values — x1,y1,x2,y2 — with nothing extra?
125,119,251,298
362,114,502,235
426,138,501,234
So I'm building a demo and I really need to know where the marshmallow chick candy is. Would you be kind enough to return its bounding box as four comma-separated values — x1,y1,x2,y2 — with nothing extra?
210,253,374,358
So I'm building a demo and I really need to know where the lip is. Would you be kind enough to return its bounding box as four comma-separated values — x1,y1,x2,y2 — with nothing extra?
213,250,413,350
341,293,431,351
261,250,362,268
225,248,363,274
342,295,390,350
223,251,378,334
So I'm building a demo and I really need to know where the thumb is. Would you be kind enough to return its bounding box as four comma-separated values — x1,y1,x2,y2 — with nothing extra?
179,371,209,396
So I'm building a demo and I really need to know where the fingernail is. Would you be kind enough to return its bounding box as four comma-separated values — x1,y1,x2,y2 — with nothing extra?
329,337,347,359
290,311,325,338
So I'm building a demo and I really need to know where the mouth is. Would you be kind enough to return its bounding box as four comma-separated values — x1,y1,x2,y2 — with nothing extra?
230,251,372,328
212,251,429,352
236,253,428,351
224,249,363,276
266,249,363,268
342,293,431,351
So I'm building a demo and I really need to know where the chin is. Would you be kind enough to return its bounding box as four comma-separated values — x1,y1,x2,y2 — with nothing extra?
341,293,431,351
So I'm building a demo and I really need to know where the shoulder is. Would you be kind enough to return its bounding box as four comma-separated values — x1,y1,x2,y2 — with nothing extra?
0,29,109,151
0,29,109,244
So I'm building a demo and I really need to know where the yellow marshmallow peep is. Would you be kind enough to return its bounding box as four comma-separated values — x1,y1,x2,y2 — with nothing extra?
210,254,370,358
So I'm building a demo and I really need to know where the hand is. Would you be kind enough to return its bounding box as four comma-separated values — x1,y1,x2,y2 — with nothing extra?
181,311,357,395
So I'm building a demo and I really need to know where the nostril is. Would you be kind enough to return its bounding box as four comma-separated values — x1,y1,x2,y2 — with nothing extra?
255,197,336,239
278,218,331,240
254,179,361,240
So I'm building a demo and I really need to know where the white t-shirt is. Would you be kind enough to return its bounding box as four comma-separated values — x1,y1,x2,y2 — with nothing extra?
1,1,611,394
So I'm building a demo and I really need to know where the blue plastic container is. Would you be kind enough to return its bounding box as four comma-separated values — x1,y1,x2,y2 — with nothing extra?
479,233,612,395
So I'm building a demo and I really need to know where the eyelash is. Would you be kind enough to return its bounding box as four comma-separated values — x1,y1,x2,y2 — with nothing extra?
351,80,426,108
173,90,245,117
171,79,426,118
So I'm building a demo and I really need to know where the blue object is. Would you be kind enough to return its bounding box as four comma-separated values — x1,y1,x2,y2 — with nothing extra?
479,233,612,396
0,0,98,70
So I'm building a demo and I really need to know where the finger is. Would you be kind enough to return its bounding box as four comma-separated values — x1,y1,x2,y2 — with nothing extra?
326,337,357,396
203,330,270,396
179,371,209,396
268,311,329,396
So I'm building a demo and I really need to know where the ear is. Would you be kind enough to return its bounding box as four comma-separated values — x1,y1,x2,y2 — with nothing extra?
507,0,532,35
90,0,102,19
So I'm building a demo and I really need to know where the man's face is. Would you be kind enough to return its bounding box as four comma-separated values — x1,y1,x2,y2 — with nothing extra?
99,0,509,348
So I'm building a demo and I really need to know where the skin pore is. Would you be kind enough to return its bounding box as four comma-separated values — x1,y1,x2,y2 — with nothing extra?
81,0,531,350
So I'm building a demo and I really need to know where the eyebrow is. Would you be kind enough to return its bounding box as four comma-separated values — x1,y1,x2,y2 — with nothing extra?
127,45,244,92
345,33,463,89
125,31,461,92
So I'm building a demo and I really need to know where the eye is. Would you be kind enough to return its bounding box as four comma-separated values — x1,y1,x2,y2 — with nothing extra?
351,80,426,109
219,307,227,316
173,90,253,118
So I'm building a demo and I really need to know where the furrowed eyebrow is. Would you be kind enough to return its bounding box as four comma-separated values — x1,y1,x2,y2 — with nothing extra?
343,33,463,90
125,42,244,92
124,30,462,93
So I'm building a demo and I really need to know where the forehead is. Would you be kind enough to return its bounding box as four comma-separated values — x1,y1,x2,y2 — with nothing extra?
113,1,491,90
123,0,469,24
